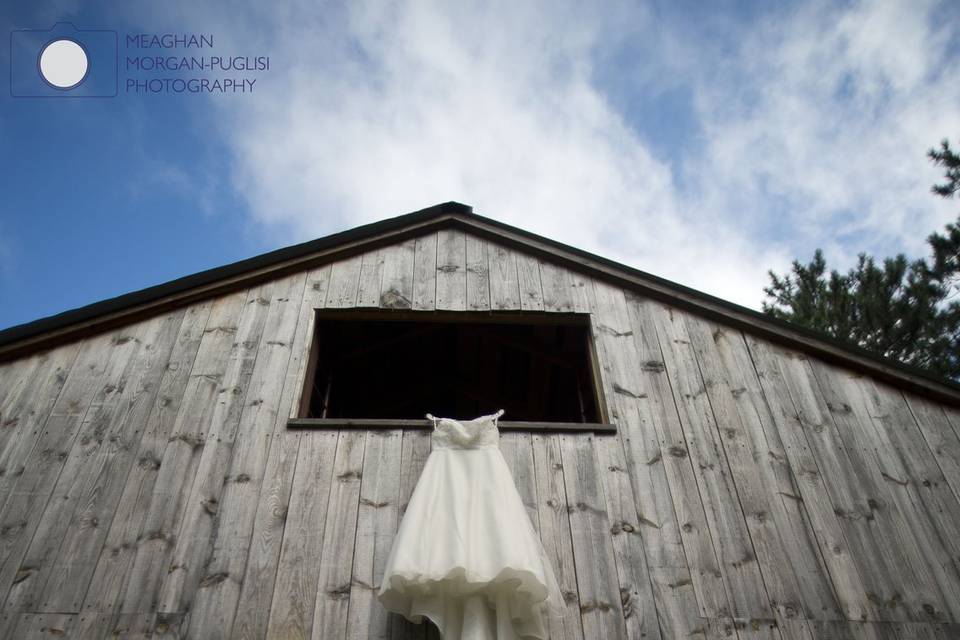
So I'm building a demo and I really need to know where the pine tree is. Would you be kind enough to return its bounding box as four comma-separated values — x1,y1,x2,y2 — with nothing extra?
763,139,960,379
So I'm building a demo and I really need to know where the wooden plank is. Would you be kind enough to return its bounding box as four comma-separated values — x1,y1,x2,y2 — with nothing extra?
586,283,663,639
311,429,365,640
744,335,873,622
33,310,187,612
735,617,783,640
148,284,276,615
0,343,80,509
764,344,913,621
326,254,364,309
516,252,544,311
264,430,338,639
807,359,952,621
907,397,960,511
697,324,844,621
539,260,577,313
624,294,729,618
119,288,263,615
647,566,709,639
684,314,834,621
412,233,438,311
231,265,333,639
0,323,147,612
465,235,490,311
559,432,628,639
487,243,521,310
346,430,402,639
80,301,212,616
822,369,960,620
530,433,585,640
4,612,77,638
435,229,466,311
356,249,386,308
649,300,771,619
183,273,308,637
379,239,416,310
389,428,431,640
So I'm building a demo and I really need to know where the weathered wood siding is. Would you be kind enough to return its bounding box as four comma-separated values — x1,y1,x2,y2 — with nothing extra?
0,230,959,639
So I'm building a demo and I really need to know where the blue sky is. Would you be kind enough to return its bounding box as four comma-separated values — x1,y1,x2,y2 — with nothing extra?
1,0,959,331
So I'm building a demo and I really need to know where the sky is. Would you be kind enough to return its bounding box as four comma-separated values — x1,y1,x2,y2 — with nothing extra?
1,0,959,331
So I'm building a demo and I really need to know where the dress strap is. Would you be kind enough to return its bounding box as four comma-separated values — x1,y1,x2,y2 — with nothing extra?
492,409,505,427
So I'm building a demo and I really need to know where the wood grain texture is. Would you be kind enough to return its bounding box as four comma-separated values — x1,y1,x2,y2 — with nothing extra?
0,232,958,640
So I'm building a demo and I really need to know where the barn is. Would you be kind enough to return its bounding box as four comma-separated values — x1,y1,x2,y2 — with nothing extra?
1,201,959,639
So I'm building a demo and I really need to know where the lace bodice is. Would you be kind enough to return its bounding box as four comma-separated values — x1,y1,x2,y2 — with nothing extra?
427,410,504,450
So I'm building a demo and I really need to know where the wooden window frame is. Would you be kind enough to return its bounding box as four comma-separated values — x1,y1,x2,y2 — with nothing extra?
286,309,615,433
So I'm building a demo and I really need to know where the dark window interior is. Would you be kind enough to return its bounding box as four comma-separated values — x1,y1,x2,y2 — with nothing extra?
305,315,601,422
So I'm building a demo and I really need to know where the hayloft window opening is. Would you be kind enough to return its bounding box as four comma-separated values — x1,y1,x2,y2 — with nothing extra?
294,312,605,428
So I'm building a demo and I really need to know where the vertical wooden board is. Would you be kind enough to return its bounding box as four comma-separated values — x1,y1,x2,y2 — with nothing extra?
380,239,416,310
702,325,844,621
516,252,544,311
412,233,438,311
390,429,431,640
326,254,364,309
735,618,784,640
559,433,628,640
806,360,951,621
778,619,814,640
539,261,577,313
499,431,541,538
647,566,707,639
8,313,160,611
531,433,585,640
743,335,872,622
0,344,79,501
684,315,822,621
435,230,467,311
265,431,339,639
860,383,960,577
592,432,664,640
230,431,301,640
357,249,387,308
311,429,365,640
233,266,334,639
582,284,662,638
81,300,212,615
5,612,77,638
126,286,268,615
822,367,960,620
767,345,911,621
0,320,148,613
624,294,729,618
906,396,960,510
346,430,402,639
183,273,308,638
595,289,688,572
487,243,521,310
465,235,490,311
649,301,770,619
37,310,187,613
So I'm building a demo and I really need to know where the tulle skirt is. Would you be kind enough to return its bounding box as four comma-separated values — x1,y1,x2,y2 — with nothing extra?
377,445,567,640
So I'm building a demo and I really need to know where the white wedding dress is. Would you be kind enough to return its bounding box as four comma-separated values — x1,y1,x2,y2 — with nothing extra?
377,410,567,639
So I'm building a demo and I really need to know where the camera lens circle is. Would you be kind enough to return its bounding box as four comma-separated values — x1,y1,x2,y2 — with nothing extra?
38,39,89,89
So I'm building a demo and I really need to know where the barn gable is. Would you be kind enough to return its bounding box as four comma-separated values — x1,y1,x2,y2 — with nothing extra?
0,204,959,638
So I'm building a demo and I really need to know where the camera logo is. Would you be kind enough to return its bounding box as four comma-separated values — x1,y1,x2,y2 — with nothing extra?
10,22,117,97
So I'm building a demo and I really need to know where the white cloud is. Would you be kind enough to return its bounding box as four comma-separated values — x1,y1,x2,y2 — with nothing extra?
131,0,960,310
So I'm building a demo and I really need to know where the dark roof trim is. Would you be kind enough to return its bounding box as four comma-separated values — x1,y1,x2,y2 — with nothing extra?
2,200,959,406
